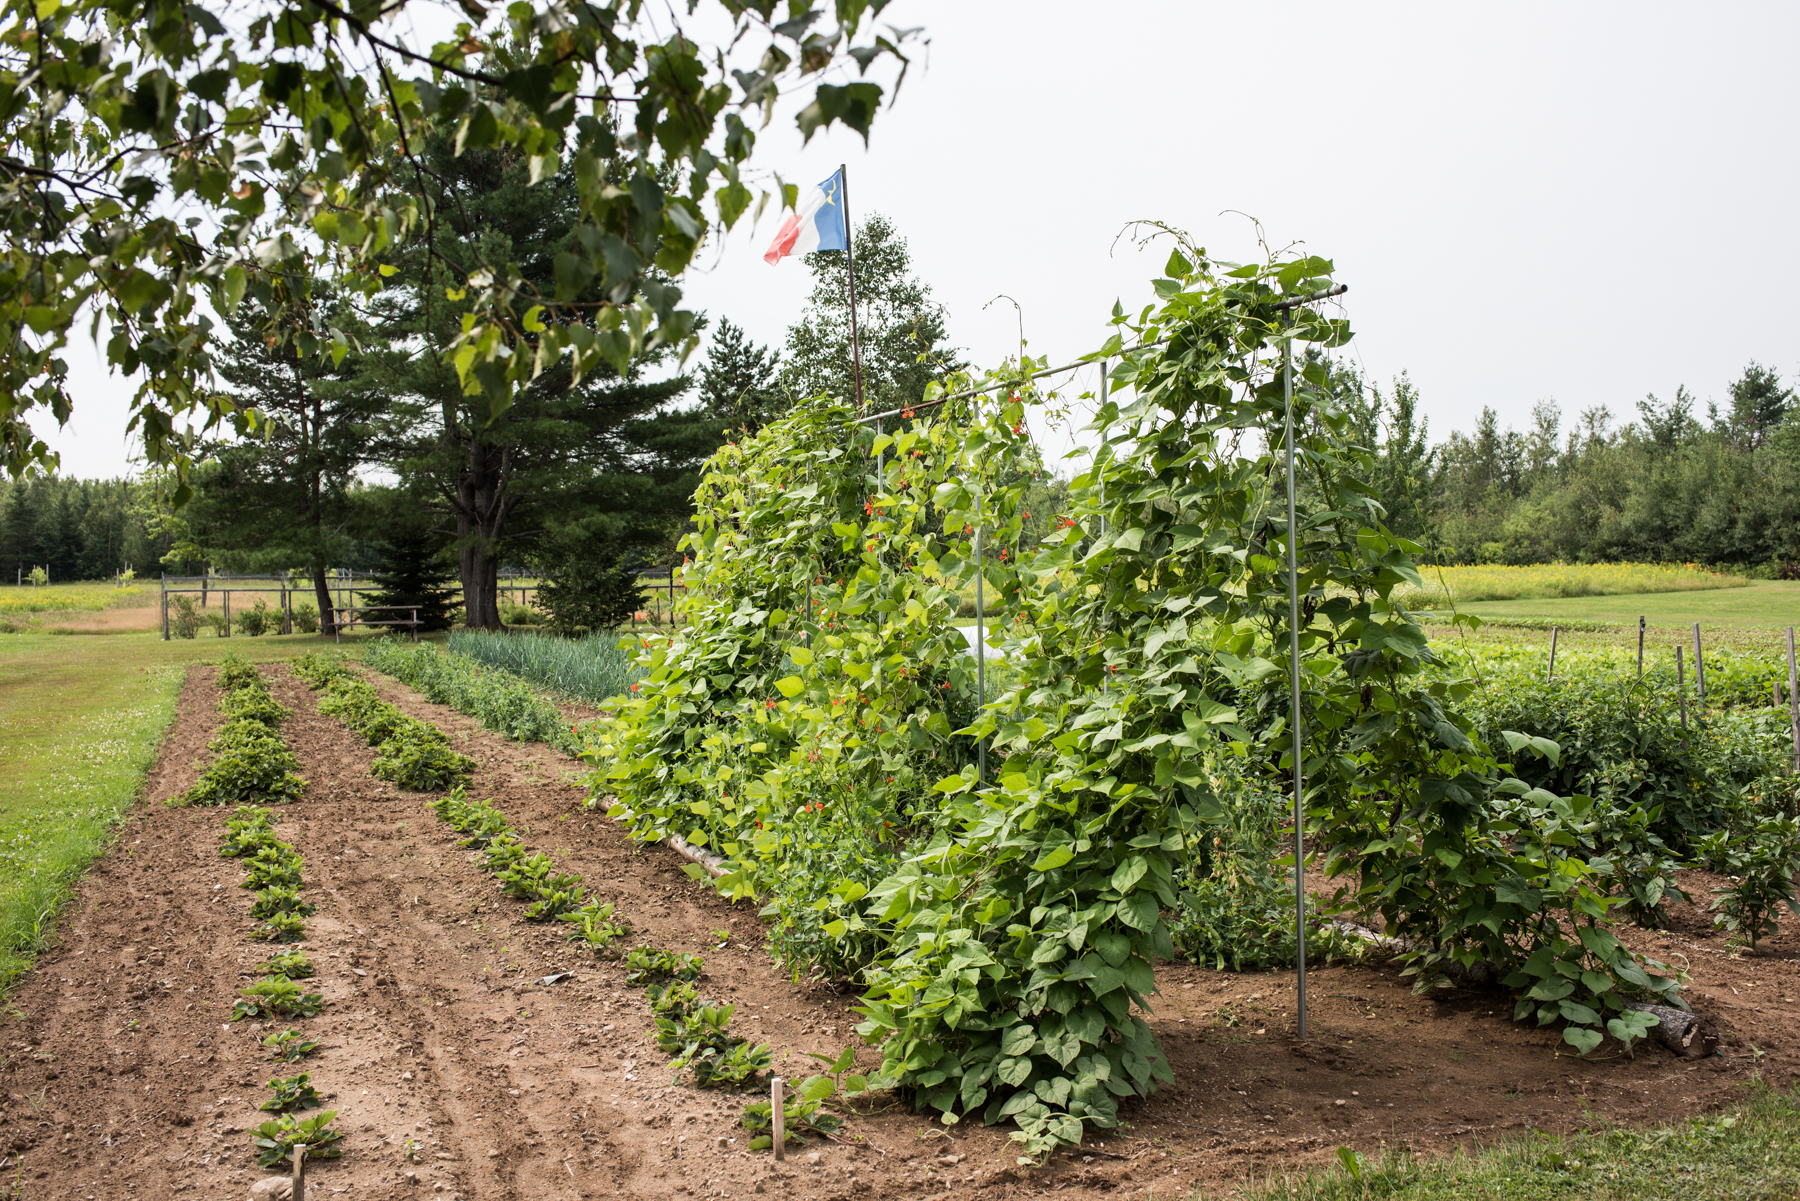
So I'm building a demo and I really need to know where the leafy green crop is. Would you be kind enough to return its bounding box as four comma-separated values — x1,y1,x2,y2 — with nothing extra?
1701,815,1800,949
561,900,630,957
260,1072,323,1112
624,947,704,986
219,807,280,858
250,912,308,943
177,720,306,807
262,1028,321,1063
448,629,642,707
250,886,316,920
290,653,355,690
254,950,315,979
365,639,577,750
242,846,304,889
233,976,324,1020
371,733,476,792
251,1110,343,1167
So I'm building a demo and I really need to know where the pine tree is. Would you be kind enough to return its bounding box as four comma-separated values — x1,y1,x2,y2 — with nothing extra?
698,318,786,433
366,525,460,633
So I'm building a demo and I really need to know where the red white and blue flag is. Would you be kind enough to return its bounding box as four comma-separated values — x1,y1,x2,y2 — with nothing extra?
763,169,848,265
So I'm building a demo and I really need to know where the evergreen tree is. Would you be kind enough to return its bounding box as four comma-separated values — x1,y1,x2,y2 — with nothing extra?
782,213,963,411
1724,363,1792,451
364,132,725,629
699,318,786,433
366,523,460,633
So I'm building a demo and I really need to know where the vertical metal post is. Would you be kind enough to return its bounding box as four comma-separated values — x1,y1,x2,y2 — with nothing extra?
1692,623,1706,710
160,573,169,641
839,163,866,413
1547,626,1559,682
1675,646,1689,741
974,523,987,786
1787,628,1800,774
1637,616,1645,680
1282,311,1307,1040
1095,360,1108,539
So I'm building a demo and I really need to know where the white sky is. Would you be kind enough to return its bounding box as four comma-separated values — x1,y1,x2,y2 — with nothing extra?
41,0,1800,478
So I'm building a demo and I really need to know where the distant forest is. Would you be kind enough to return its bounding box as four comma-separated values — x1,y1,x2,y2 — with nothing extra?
6,359,1797,583
1327,357,1800,570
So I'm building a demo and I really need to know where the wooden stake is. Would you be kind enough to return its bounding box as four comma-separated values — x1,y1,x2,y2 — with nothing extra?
1637,616,1645,680
292,1143,307,1198
771,1077,786,1161
1548,627,1559,682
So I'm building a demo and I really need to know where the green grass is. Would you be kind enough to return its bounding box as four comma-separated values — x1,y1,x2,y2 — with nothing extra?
1396,563,1749,608
1235,1082,1800,1200
1449,580,1800,630
0,630,347,988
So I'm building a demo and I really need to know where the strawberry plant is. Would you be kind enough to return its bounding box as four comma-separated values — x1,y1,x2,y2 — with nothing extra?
251,1110,343,1167
217,654,264,692
372,730,476,792
482,834,529,875
647,981,699,1019
250,912,308,943
219,807,280,857
233,976,325,1020
221,686,290,728
260,1072,323,1112
561,901,630,957
738,1073,854,1149
242,847,304,889
250,887,316,920
254,950,315,979
178,719,305,807
291,653,355,689
262,1029,321,1063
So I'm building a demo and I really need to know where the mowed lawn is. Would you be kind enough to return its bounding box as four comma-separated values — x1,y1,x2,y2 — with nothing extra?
0,629,349,985
1457,579,1800,629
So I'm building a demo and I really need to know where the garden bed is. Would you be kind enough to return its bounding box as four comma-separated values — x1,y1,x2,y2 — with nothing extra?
1,665,1797,1200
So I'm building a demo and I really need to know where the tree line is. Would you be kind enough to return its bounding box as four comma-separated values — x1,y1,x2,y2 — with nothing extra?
1336,360,1800,568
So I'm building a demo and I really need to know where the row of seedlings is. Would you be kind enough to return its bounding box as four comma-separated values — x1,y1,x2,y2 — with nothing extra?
177,656,344,1168
431,789,862,1148
294,653,477,791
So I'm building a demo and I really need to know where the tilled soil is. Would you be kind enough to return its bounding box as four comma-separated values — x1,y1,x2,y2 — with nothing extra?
3,662,1798,1201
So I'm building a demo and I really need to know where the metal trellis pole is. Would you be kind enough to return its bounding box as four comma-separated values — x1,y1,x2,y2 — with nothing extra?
840,163,866,413
1282,309,1308,1040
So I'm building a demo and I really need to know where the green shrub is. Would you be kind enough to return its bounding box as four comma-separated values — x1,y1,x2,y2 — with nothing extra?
292,601,320,635
1701,815,1800,949
171,595,201,639
234,599,276,637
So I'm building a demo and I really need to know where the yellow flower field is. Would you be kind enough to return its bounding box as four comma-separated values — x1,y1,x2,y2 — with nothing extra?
1395,562,1750,608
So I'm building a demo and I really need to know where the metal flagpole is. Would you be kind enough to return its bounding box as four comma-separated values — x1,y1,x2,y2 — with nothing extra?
1282,308,1309,1040
839,163,867,413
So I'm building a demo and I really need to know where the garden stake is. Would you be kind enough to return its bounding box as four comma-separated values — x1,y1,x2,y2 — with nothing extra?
771,1077,786,1161
1547,626,1559,682
1280,306,1307,1040
1787,627,1800,774
292,1143,306,1196
1692,622,1706,710
1675,646,1689,745
1637,616,1645,680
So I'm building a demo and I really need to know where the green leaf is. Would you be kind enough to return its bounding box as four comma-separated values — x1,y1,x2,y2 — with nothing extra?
774,676,804,698
1030,846,1074,873
1562,1026,1603,1057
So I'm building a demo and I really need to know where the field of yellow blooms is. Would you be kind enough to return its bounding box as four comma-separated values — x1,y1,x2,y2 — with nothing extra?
1395,562,1749,608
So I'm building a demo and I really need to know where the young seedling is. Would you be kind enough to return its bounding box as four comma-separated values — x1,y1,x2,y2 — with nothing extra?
250,887,316,920
253,950,315,979
260,1072,323,1112
251,1110,343,1167
560,901,630,957
624,947,703,986
233,976,325,1021
262,1029,321,1063
251,913,308,943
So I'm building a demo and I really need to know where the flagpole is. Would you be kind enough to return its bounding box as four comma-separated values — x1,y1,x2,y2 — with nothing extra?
839,162,867,413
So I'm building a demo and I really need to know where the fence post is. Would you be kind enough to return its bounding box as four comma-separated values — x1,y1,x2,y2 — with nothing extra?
412,606,419,643
1636,616,1645,680
224,589,232,637
161,574,169,641
1547,626,1559,682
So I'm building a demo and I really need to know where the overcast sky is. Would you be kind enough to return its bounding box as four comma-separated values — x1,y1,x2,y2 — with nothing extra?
40,1,1800,478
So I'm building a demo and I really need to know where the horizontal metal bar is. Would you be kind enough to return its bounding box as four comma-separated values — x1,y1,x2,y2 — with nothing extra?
1271,283,1349,312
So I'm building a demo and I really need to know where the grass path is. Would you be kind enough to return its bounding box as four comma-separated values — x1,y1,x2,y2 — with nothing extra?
0,630,351,986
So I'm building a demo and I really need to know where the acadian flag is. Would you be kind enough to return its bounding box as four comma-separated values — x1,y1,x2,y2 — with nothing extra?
763,169,848,265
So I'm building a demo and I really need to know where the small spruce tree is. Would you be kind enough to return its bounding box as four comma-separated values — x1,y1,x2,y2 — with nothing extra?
366,527,460,633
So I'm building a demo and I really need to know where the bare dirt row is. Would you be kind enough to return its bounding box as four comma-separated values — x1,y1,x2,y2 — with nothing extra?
2,661,1796,1201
